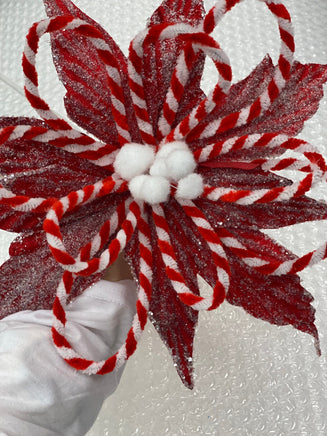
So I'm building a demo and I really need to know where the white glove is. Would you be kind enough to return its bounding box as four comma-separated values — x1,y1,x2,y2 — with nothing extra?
0,279,137,436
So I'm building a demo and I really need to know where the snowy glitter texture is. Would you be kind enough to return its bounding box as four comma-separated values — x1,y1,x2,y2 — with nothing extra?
0,0,327,388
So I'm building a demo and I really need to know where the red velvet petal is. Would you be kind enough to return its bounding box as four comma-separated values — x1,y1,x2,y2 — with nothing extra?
142,0,205,135
43,0,141,144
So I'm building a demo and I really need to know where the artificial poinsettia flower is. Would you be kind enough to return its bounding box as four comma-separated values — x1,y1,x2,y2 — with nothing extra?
1,0,327,389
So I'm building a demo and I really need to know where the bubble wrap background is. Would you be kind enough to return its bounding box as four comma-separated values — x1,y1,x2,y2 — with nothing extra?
1,1,327,435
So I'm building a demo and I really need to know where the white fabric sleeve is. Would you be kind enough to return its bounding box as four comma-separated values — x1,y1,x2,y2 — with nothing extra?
0,279,137,436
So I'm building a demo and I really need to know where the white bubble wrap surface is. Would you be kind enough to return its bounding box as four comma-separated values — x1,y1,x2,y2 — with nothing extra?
0,1,327,435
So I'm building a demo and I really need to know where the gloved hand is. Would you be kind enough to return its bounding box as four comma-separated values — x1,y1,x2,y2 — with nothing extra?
0,279,136,436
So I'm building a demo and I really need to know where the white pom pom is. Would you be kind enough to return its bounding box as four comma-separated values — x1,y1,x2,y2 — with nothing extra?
156,140,188,159
129,175,170,204
149,157,168,177
166,149,196,180
114,143,155,181
176,173,204,199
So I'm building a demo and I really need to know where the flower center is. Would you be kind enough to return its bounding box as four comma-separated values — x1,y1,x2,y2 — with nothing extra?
113,141,203,204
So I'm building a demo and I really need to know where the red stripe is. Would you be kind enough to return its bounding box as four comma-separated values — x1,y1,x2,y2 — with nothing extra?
231,136,247,151
144,23,170,45
0,196,30,207
255,187,284,203
220,190,251,203
153,211,168,230
26,23,38,53
80,243,92,261
208,283,225,310
65,357,93,371
22,126,48,140
294,174,313,197
67,191,79,211
271,158,297,171
279,28,295,52
129,46,143,74
43,218,62,239
99,221,110,247
278,55,291,80
22,55,38,86
139,272,152,299
50,246,76,265
267,79,279,102
179,292,203,306
158,240,175,258
290,252,314,274
97,355,117,375
126,329,137,357
78,258,100,276
47,16,74,33
63,270,74,294
211,252,230,274
247,99,262,123
163,102,176,126
82,184,95,203
137,301,148,330
97,49,118,67
53,200,64,220
34,197,57,213
203,8,215,34
166,266,184,283
24,88,50,111
267,3,291,21
255,133,278,148
98,179,115,197
0,126,15,144
76,24,103,39
217,112,239,134
52,327,71,348
139,244,152,268
53,296,66,325
197,227,218,244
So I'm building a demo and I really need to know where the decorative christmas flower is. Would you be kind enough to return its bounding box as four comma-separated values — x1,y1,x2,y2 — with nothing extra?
1,0,327,388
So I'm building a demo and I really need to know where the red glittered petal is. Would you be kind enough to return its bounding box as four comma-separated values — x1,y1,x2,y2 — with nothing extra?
189,56,275,147
142,0,205,134
126,196,221,389
226,251,320,353
0,124,111,200
196,196,327,231
253,62,327,136
43,0,140,144
198,165,292,191
0,192,128,319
